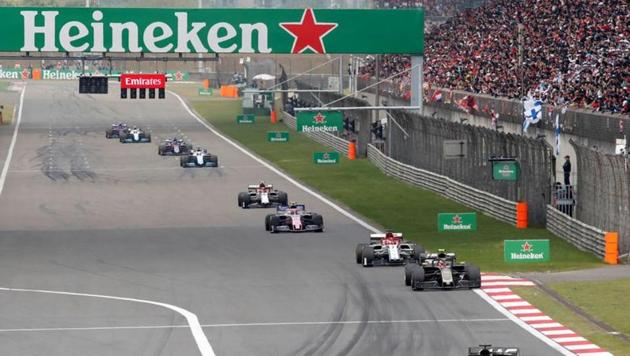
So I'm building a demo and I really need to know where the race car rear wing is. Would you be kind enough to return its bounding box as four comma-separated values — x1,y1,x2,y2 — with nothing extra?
370,233,403,242
468,345,520,355
277,204,305,212
248,184,273,191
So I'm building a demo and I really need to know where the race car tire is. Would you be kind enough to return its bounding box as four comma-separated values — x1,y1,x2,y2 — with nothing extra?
145,133,151,143
464,264,481,289
355,243,368,264
207,155,219,167
158,145,165,155
180,156,188,167
277,191,288,206
411,268,425,291
264,214,274,231
404,263,422,286
411,244,426,262
105,129,112,138
238,192,251,208
361,247,375,267
269,216,280,233
311,214,324,232
119,136,126,143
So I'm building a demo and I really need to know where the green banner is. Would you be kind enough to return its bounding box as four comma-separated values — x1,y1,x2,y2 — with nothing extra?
296,111,343,133
0,68,29,80
492,160,520,181
437,212,477,232
236,114,255,124
198,88,213,96
504,240,550,262
0,8,424,55
267,131,289,142
313,151,339,164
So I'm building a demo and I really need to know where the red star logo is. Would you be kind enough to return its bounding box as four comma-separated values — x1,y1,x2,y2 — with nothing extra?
175,71,184,81
313,113,326,124
521,241,533,253
279,9,338,54
452,215,462,224
322,153,330,159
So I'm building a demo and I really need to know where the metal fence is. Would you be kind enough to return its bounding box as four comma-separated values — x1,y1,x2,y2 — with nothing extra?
572,142,630,255
546,205,607,258
282,112,349,156
368,144,517,225
388,110,554,225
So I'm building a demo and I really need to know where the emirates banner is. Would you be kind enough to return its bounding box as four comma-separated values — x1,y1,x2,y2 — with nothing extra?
0,7,424,55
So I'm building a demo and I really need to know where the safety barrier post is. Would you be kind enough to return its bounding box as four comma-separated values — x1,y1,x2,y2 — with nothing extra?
202,79,210,89
270,111,277,124
604,232,618,264
348,140,357,160
516,202,528,229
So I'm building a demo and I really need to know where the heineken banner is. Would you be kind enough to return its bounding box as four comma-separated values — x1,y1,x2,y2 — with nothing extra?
313,152,339,164
296,111,343,133
492,160,520,181
0,68,189,81
236,114,255,124
437,212,477,232
504,240,550,262
267,131,289,142
0,8,424,54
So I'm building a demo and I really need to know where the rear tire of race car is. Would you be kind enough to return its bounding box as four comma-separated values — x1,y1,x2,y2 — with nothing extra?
238,192,250,209
355,243,367,264
277,191,288,206
265,214,274,231
105,129,112,138
412,244,426,262
405,263,421,286
464,264,481,289
361,247,375,267
158,145,165,156
145,133,151,143
312,214,324,232
411,268,425,291
180,156,187,167
269,216,280,233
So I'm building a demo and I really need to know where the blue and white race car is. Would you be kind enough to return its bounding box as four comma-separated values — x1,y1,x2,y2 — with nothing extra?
180,148,219,168
119,127,151,143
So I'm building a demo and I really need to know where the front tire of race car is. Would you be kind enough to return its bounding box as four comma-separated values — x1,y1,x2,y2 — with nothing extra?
464,264,481,289
355,243,367,264
405,263,421,286
361,247,375,267
180,156,188,167
411,268,425,291
264,214,274,231
238,192,251,208
311,214,324,232
269,216,280,233
158,145,165,155
105,129,112,138
145,133,151,143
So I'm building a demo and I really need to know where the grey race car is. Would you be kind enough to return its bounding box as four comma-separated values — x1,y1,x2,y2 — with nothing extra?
180,148,219,168
468,345,520,356
238,183,288,208
119,127,151,143
355,232,425,267
404,249,481,290
158,138,192,156
264,204,324,233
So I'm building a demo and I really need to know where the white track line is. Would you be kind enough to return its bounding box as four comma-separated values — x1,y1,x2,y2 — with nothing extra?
0,85,26,197
170,91,381,234
0,287,215,356
0,317,510,333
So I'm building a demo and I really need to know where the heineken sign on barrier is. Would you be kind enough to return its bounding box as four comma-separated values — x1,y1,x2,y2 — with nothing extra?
313,152,339,164
297,111,343,133
267,131,289,142
236,114,255,124
437,213,477,232
504,240,550,262
492,160,520,181
0,8,424,54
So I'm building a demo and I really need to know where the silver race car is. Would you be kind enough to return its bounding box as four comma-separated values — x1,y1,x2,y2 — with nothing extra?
180,148,219,168
404,249,481,290
238,182,288,208
355,232,425,267
265,204,324,233
468,345,520,356
119,127,151,143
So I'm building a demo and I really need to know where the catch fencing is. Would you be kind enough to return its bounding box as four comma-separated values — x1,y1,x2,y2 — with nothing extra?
546,205,607,258
388,110,553,225
282,112,349,156
572,142,630,255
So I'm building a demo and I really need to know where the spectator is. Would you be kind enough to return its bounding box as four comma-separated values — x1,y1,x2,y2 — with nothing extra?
563,155,572,186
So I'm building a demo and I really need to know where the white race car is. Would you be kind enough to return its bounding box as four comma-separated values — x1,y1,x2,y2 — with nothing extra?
180,148,219,168
355,232,425,267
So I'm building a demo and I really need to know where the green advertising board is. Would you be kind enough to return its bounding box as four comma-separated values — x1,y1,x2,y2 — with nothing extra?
437,213,477,232
313,152,339,164
492,160,520,181
267,131,289,142
198,88,213,96
0,8,424,55
296,111,343,133
236,114,255,124
504,240,550,262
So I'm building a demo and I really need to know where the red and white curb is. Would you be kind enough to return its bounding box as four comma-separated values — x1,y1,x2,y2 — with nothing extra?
480,274,612,356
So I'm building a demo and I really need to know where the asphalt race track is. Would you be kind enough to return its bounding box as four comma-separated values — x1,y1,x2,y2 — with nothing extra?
0,82,563,355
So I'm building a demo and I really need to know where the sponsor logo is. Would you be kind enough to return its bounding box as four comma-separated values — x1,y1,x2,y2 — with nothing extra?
504,239,550,262
437,212,477,232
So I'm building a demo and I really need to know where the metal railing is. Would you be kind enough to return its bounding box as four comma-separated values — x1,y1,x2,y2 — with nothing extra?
282,112,350,156
367,144,517,225
546,205,606,258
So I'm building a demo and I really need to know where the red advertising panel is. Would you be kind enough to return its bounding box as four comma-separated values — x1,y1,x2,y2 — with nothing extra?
120,74,166,89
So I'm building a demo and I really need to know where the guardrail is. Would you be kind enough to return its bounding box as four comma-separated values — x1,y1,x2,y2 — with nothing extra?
367,144,517,225
282,112,350,156
546,205,606,258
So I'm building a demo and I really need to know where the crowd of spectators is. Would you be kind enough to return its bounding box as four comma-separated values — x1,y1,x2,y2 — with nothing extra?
374,0,469,17
363,0,630,115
